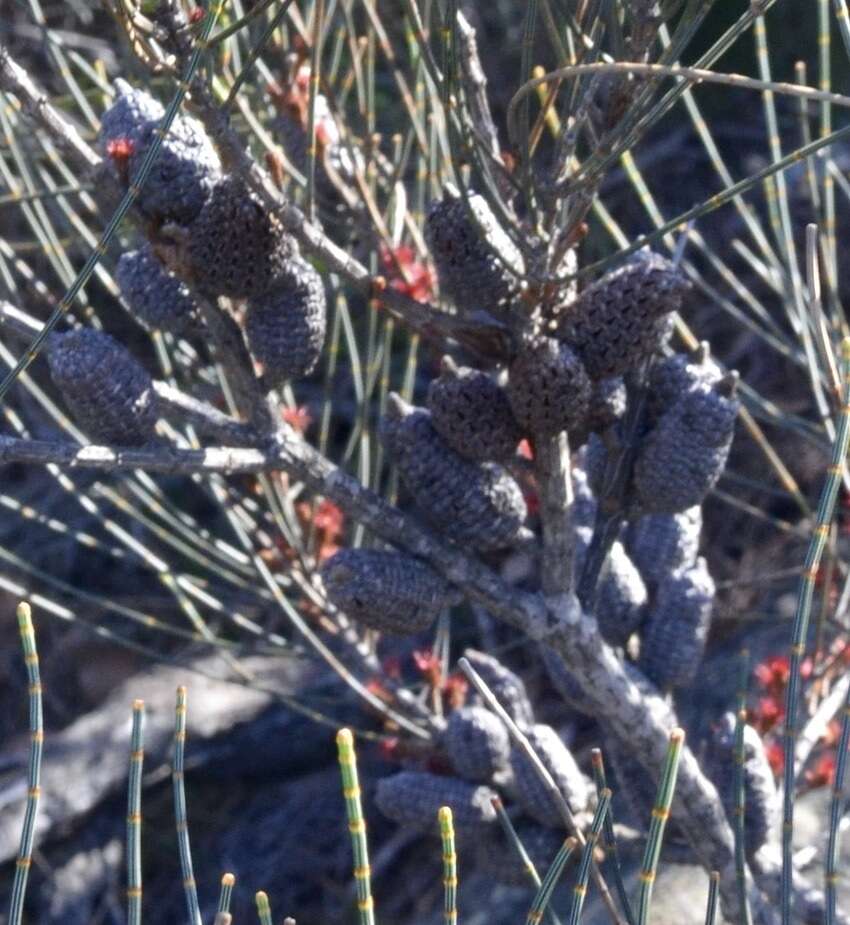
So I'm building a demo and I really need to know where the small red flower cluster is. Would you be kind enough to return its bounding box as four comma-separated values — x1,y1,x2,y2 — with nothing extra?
379,243,434,303
750,651,842,786
282,404,312,433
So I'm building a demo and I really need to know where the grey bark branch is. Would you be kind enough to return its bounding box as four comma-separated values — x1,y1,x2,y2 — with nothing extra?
0,43,101,171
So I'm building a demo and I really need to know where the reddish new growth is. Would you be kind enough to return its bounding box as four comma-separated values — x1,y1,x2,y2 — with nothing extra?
287,497,344,563
750,651,834,782
380,243,434,303
188,7,205,23
412,649,469,711
282,404,312,433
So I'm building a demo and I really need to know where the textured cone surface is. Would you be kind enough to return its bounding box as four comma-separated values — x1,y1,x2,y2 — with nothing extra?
444,706,511,782
116,246,196,333
188,177,296,298
382,402,527,552
99,82,221,225
425,188,523,318
574,376,627,447
704,713,778,858
625,506,702,593
540,646,594,715
428,363,521,462
638,557,715,691
475,821,563,886
509,724,589,825
99,80,164,149
556,251,689,380
633,382,738,514
593,541,648,647
321,548,454,635
128,112,221,225
463,649,536,728
648,348,723,420
48,329,157,445
244,257,327,385
507,337,592,437
375,771,497,829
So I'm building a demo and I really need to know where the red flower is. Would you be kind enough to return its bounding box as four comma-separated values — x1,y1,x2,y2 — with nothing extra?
754,655,790,693
313,499,344,538
752,695,783,732
379,243,434,303
282,404,312,433
443,673,469,710
379,736,400,761
517,438,534,461
805,752,836,789
412,648,442,687
106,138,136,166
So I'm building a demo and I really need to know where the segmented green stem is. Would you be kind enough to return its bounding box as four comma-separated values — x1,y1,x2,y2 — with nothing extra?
336,728,376,925
591,749,634,925
255,890,273,925
526,835,578,925
0,0,227,403
704,871,720,925
566,790,610,925
733,652,752,925
217,872,236,915
491,796,563,925
127,699,145,925
8,602,43,925
635,729,685,925
825,670,850,922
439,806,457,925
782,337,850,925
173,686,202,925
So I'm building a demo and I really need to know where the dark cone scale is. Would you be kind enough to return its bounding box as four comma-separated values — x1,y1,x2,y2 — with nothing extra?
638,557,715,691
625,506,702,594
509,724,589,825
375,771,497,830
116,245,197,334
507,337,592,438
648,342,722,420
633,377,739,514
427,357,521,462
556,251,690,380
47,329,157,446
381,397,527,552
187,176,296,299
321,548,457,635
425,186,523,319
244,257,327,385
444,706,510,782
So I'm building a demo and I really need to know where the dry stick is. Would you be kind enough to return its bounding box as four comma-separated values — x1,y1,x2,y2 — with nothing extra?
459,656,626,925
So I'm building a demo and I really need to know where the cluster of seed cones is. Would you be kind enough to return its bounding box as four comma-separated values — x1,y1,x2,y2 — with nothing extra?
48,80,330,448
